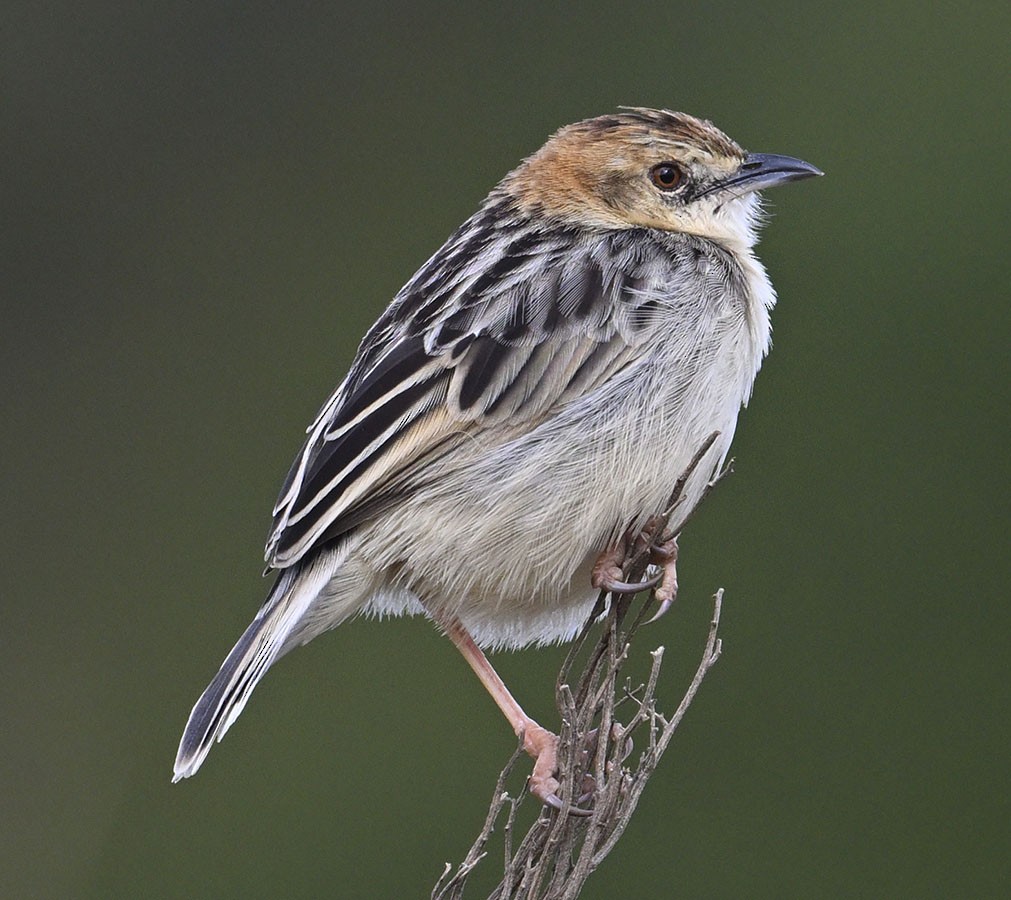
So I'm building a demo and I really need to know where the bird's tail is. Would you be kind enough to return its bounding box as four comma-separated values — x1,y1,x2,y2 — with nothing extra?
172,548,356,781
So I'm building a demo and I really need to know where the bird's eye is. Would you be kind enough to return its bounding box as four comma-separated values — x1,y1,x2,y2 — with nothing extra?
650,162,684,191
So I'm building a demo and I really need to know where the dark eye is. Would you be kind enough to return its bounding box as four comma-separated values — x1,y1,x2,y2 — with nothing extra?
650,162,684,191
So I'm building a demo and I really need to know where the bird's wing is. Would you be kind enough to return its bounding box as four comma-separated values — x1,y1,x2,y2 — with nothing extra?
266,216,674,567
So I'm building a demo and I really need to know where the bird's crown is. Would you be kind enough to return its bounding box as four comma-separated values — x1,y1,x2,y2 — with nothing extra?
502,108,755,243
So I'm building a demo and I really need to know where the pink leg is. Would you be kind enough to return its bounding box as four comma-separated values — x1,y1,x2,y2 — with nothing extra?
429,608,588,814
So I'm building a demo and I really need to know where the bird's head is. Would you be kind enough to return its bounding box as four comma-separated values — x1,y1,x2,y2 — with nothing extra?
505,107,821,249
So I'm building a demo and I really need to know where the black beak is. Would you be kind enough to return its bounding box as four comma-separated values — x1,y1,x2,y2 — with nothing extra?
701,152,823,198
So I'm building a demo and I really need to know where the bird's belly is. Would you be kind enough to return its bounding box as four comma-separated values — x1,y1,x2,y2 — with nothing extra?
355,346,750,648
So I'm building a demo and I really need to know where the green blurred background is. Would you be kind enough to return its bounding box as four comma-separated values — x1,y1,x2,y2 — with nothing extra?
3,1,1007,897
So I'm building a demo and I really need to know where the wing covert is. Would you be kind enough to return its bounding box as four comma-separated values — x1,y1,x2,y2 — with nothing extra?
266,218,678,568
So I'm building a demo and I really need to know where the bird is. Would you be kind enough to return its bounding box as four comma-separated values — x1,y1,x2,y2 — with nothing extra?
173,107,821,809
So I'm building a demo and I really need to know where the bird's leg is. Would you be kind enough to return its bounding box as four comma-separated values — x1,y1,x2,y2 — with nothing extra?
428,606,589,815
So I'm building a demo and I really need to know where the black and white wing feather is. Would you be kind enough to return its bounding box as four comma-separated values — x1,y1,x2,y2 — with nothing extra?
266,203,677,568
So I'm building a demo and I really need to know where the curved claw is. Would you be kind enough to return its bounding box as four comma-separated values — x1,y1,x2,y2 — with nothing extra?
644,597,673,625
543,792,593,817
599,569,664,595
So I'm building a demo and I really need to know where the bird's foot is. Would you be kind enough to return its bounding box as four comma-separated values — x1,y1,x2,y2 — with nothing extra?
591,534,662,594
521,722,592,816
591,523,679,620
645,533,678,624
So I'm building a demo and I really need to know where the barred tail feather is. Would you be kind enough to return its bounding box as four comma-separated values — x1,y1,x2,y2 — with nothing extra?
172,549,348,781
